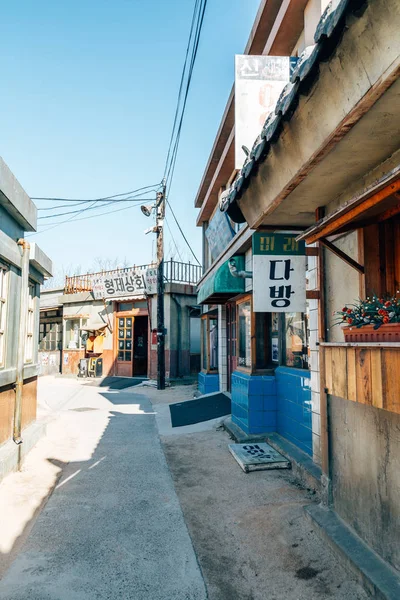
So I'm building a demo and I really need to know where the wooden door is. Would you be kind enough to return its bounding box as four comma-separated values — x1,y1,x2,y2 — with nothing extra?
116,316,134,377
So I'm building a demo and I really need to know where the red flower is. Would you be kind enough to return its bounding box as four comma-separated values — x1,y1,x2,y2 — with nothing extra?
347,308,352,314
383,316,389,324
347,318,353,324
342,307,347,312
385,301,391,307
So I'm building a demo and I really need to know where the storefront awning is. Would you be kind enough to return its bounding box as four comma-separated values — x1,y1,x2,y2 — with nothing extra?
297,171,400,244
197,256,245,305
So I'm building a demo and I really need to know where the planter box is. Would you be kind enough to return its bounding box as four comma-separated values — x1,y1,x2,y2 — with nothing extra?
343,323,400,343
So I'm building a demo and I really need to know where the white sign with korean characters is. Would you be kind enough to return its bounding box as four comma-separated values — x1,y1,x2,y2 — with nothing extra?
92,268,146,300
252,233,306,313
144,268,157,295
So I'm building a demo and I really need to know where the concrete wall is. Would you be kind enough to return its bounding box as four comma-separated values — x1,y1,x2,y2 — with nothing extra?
165,291,198,380
330,396,400,573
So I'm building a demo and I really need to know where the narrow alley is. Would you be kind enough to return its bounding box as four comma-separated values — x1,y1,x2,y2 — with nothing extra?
0,377,368,599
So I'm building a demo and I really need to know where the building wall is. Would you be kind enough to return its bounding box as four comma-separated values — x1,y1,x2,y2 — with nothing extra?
218,305,227,392
330,396,400,573
307,249,321,463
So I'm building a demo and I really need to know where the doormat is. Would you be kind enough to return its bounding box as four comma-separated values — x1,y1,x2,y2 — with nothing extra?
228,443,290,473
170,392,231,427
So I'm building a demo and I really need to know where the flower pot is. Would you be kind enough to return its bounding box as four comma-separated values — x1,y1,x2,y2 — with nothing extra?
342,323,400,343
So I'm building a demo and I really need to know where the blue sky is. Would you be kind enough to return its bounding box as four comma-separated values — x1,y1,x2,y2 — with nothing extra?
0,0,259,277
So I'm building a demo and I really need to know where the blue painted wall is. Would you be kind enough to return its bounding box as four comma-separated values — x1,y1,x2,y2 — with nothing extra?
275,367,312,456
198,372,219,396
231,371,277,435
230,367,312,455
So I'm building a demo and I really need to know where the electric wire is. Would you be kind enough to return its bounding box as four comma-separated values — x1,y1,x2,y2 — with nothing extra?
38,194,157,220
32,182,162,203
165,216,184,262
162,0,207,266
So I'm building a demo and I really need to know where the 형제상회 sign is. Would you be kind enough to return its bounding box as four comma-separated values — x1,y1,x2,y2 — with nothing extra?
252,233,306,313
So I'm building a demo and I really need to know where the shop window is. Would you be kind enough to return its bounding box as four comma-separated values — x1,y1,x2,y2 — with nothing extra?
282,312,309,369
117,316,133,362
237,299,251,369
201,314,218,372
39,322,62,351
25,283,35,363
0,263,9,367
64,318,87,349
237,296,272,372
119,302,133,311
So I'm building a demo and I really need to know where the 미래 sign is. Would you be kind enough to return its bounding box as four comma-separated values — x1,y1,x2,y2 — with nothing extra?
252,233,306,313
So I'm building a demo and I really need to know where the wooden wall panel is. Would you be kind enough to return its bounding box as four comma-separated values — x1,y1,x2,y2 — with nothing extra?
355,348,372,405
382,349,400,413
323,345,400,416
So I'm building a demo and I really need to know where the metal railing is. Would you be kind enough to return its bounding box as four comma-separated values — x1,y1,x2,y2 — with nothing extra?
64,260,202,294
164,260,202,286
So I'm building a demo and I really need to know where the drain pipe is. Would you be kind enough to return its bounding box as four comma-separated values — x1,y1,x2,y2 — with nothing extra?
13,239,30,445
170,294,182,378
228,257,253,279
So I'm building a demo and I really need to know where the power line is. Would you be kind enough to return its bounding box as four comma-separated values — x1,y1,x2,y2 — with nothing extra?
165,216,184,262
161,0,207,267
32,182,162,202
166,199,200,265
38,196,157,220
29,199,145,236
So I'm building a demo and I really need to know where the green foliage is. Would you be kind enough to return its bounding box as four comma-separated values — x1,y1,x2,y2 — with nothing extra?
335,295,400,330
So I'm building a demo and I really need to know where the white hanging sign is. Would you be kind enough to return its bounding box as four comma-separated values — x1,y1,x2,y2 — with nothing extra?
252,233,306,313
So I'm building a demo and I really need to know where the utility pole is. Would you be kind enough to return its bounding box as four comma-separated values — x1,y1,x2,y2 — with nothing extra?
156,181,166,390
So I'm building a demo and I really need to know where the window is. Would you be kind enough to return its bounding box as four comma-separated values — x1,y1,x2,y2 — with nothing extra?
39,322,62,351
0,263,9,367
64,318,87,349
25,283,35,363
236,296,272,371
237,299,251,369
201,314,218,372
117,317,133,362
282,312,309,369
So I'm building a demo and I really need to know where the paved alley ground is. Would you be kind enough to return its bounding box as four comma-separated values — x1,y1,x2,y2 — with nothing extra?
0,377,369,599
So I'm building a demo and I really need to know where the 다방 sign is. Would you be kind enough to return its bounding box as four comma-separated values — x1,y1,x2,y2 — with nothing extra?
235,55,297,169
252,233,306,313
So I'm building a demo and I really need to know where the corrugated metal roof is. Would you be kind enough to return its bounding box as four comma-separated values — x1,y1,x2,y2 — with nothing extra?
220,0,369,223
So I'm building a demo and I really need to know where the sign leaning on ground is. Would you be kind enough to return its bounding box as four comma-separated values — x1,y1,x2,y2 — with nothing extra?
92,267,157,300
252,233,306,313
234,55,298,169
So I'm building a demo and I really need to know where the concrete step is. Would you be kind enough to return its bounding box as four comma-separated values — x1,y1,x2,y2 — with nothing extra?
305,503,400,600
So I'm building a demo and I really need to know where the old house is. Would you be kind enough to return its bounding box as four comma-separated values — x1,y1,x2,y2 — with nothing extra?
197,0,400,594
39,260,201,381
0,157,52,480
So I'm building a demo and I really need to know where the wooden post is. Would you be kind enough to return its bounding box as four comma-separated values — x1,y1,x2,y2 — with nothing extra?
316,207,331,505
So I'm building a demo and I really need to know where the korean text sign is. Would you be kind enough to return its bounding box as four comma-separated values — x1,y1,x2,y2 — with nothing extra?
252,233,306,313
92,268,146,300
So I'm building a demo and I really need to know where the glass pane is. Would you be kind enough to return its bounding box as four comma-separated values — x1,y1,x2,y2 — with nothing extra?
125,351,132,362
65,319,80,349
119,302,133,311
238,301,251,368
118,329,124,339
283,312,308,369
119,318,124,327
126,318,132,327
255,312,270,369
118,351,124,360
126,340,132,350
190,317,201,354
119,340,124,350
209,318,218,370
126,328,132,338
202,320,207,370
